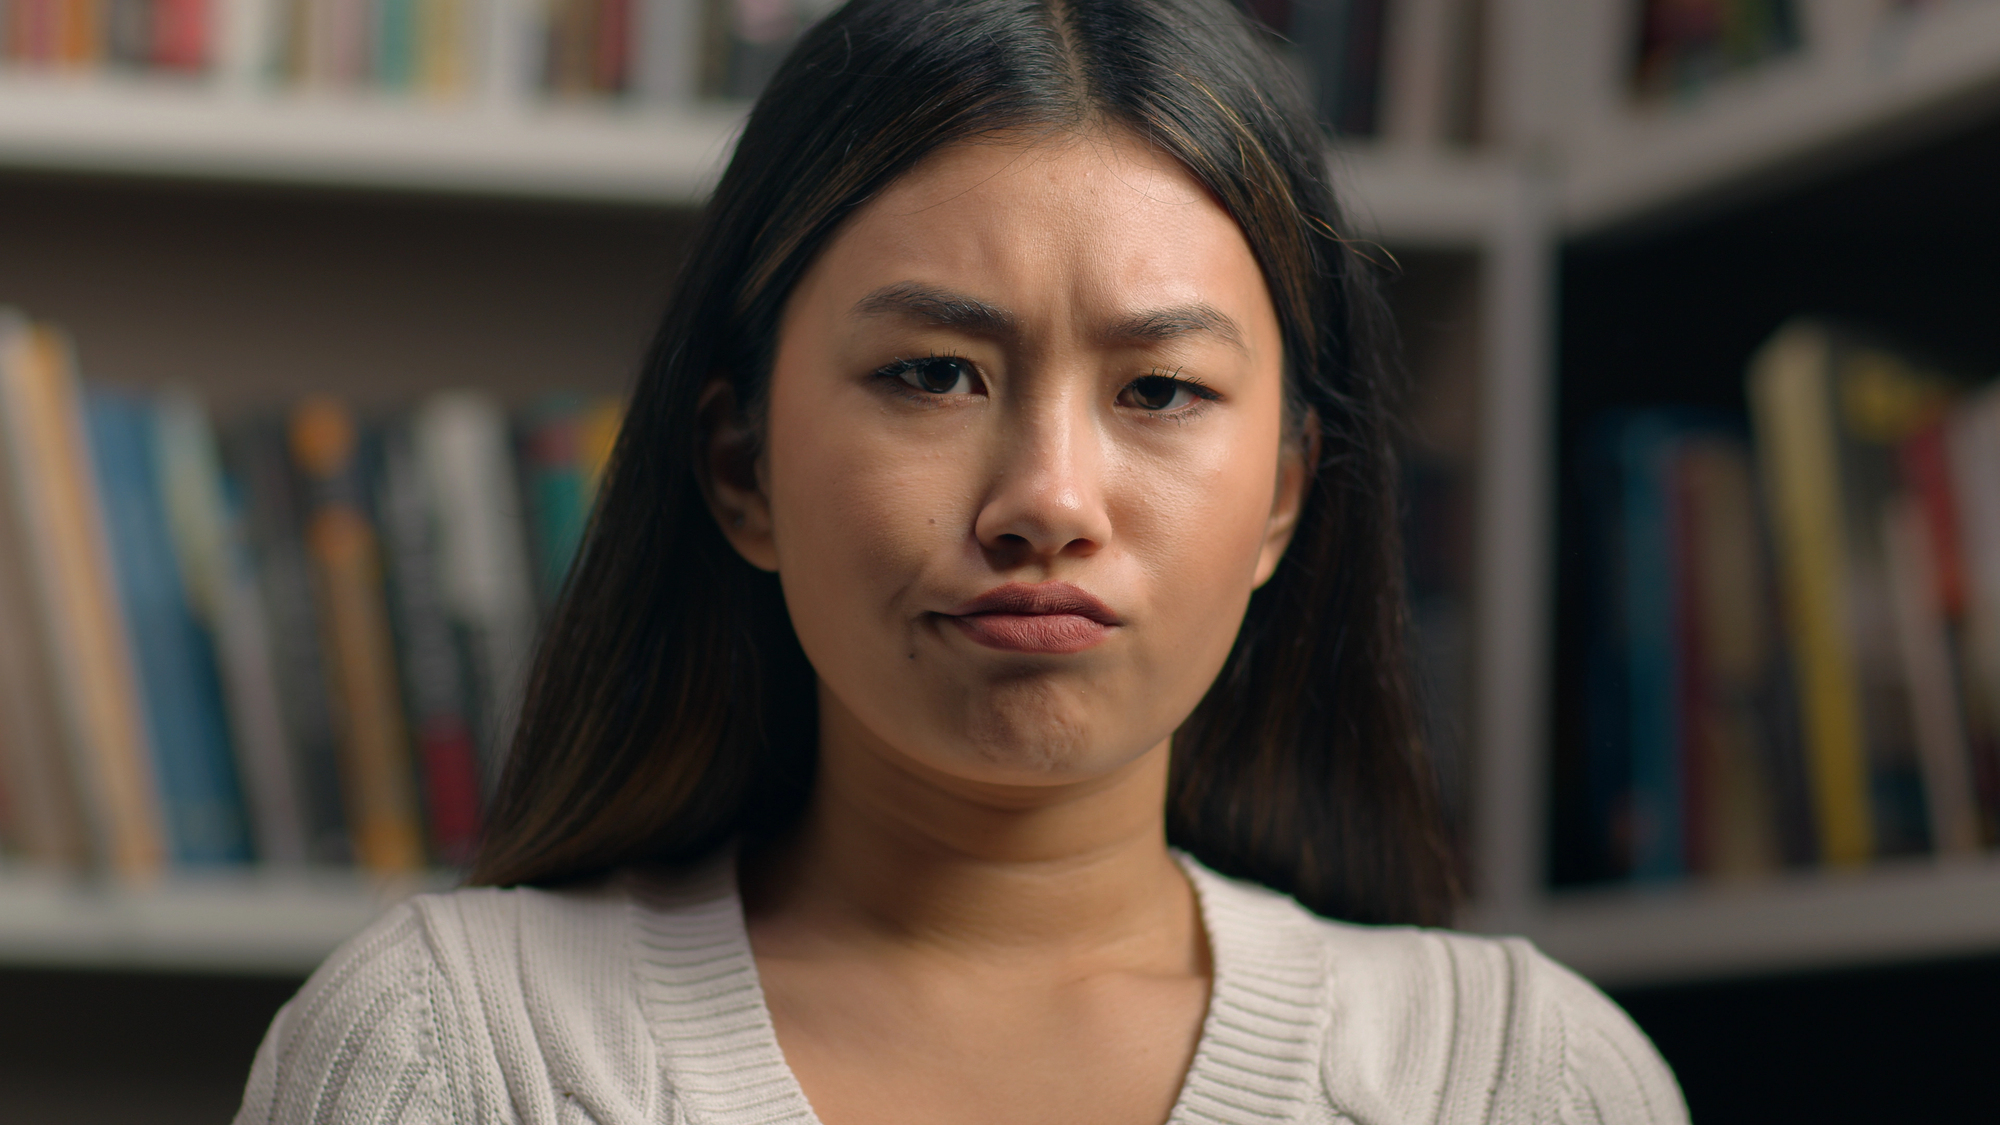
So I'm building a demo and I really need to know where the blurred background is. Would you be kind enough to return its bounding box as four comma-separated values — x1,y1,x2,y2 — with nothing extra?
1,0,1997,1120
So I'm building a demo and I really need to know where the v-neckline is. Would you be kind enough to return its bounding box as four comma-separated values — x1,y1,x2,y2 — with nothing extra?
628,852,1328,1125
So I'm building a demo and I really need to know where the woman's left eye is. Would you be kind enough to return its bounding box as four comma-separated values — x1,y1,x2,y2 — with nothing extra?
1118,374,1210,412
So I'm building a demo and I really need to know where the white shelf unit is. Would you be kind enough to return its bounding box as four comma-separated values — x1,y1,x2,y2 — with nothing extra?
1551,0,2000,234
3,0,2000,988
0,74,745,205
0,868,443,975
1532,857,2000,989
1484,0,2000,987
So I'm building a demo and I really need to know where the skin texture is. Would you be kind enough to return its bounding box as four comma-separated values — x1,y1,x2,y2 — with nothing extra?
704,129,1307,1125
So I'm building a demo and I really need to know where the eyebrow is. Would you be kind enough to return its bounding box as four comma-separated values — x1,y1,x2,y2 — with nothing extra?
853,282,1246,353
854,283,1018,341
1107,304,1246,352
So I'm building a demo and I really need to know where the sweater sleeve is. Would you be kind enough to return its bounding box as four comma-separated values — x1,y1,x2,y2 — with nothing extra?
233,901,457,1125
1531,953,1689,1125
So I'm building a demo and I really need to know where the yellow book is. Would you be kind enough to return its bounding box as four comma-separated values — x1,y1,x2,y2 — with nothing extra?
1749,322,1875,866
1749,319,1959,866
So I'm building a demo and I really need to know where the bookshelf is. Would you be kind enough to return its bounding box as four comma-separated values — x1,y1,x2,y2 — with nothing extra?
1534,857,2000,988
0,74,745,204
1551,0,2000,233
6,0,2000,990
0,868,442,974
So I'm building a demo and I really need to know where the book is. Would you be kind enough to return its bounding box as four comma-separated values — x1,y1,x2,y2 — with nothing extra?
291,397,426,873
1617,412,1687,881
1674,433,1786,878
225,420,353,864
523,395,593,604
0,324,166,880
1882,490,1981,856
86,386,253,866
1945,386,2000,844
1748,319,1953,864
155,390,312,865
376,419,483,865
414,391,538,793
0,311,89,869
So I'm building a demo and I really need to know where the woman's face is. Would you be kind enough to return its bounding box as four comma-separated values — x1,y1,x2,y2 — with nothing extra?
711,130,1305,789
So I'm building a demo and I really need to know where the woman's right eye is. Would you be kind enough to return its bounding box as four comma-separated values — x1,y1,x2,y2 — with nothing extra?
884,356,980,396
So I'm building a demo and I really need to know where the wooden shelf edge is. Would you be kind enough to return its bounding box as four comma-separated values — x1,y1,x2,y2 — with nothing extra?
1503,858,2000,989
0,868,449,975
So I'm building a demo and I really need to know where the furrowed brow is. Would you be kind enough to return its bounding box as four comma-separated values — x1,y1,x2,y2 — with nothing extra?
853,283,1019,342
1107,304,1246,353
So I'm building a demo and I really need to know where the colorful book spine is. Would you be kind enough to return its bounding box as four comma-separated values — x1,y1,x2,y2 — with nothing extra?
376,419,483,865
155,390,312,865
523,396,589,605
86,387,253,865
1882,490,1981,856
1618,412,1685,881
1675,434,1784,878
1748,322,1876,866
1945,388,2000,843
0,311,89,869
291,397,425,873
226,421,353,864
0,325,165,880
415,391,538,794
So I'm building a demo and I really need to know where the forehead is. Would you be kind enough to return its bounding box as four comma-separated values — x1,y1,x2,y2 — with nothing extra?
799,129,1274,330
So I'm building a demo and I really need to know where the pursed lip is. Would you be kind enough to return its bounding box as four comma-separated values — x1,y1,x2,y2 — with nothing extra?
942,581,1121,654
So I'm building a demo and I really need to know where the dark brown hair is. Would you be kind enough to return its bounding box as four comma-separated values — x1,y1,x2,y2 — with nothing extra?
472,0,1458,926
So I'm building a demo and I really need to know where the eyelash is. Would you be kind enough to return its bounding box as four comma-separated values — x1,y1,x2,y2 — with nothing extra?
870,355,1220,418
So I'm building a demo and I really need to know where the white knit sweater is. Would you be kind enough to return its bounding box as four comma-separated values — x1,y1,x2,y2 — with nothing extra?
234,855,1686,1125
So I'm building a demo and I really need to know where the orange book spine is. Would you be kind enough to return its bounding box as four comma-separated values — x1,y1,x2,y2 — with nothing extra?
292,399,425,873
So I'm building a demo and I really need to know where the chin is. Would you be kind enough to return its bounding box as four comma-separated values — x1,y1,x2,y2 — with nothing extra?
948,685,1134,782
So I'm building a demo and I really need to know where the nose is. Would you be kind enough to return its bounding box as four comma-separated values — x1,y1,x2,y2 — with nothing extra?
972,391,1110,566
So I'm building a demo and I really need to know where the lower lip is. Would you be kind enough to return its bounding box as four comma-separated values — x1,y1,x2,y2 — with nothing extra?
947,613,1111,654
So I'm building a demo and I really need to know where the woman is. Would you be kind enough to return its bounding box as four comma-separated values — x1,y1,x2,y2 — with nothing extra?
237,1,1685,1122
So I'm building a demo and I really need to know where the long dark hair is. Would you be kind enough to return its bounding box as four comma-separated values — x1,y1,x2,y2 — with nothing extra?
472,0,1458,926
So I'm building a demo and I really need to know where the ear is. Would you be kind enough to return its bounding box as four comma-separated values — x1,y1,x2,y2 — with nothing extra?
1252,409,1318,588
698,378,780,572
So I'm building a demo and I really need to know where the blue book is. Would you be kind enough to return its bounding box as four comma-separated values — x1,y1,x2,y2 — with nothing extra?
86,389,253,865
1617,413,1685,883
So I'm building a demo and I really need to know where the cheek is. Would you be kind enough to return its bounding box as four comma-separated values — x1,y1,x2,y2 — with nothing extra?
1122,433,1279,598
762,387,967,642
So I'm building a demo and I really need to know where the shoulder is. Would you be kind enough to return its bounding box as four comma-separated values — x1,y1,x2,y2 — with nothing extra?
234,877,664,1125
233,895,454,1124
1184,862,1688,1125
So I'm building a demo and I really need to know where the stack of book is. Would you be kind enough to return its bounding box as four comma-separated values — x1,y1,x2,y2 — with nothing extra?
0,0,838,102
0,0,214,72
0,0,1490,145
1569,317,2000,886
0,310,621,879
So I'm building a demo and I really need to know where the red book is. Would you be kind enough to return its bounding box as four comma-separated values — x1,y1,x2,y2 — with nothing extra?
152,0,208,70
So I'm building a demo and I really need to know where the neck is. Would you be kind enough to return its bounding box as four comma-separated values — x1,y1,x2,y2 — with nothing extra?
740,686,1197,965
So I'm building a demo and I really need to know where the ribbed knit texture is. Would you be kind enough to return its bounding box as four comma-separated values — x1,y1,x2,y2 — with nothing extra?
234,855,1687,1125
